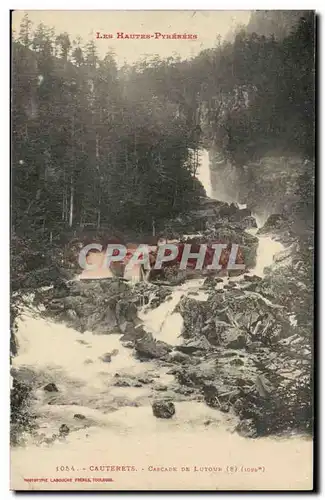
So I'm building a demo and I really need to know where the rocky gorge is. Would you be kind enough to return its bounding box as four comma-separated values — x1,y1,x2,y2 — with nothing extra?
11,151,313,472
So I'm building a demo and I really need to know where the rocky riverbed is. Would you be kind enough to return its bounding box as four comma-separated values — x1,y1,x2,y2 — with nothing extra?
10,133,314,485
11,196,312,444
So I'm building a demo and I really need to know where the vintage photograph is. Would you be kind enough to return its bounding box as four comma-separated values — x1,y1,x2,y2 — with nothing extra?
10,10,315,490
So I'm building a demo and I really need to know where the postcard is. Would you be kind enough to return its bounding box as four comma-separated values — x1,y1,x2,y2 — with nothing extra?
10,9,315,491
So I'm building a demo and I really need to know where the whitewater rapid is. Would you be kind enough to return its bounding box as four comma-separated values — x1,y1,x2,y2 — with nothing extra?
12,148,286,430
11,149,311,490
12,309,311,491
197,149,285,277
11,290,311,491
246,228,284,278
138,278,208,346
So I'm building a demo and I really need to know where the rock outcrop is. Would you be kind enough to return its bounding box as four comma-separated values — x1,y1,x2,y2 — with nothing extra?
23,190,311,441
40,276,179,340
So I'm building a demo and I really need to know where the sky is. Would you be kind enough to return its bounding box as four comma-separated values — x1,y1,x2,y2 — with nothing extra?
12,10,251,65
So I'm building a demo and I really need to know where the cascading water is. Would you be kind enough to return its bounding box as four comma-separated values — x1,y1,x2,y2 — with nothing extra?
12,309,311,491
139,278,208,346
11,148,308,489
246,228,285,278
196,149,284,277
197,150,213,198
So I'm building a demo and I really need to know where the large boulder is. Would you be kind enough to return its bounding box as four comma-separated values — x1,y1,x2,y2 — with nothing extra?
167,351,192,364
203,319,229,346
218,202,238,218
115,299,138,325
219,326,247,349
135,332,172,359
202,276,217,289
43,383,58,393
174,360,217,388
152,400,175,419
236,207,252,219
244,274,263,283
177,297,207,339
203,384,230,412
176,337,211,354
258,214,288,234
119,323,147,343
43,278,131,334
84,306,118,334
235,419,258,438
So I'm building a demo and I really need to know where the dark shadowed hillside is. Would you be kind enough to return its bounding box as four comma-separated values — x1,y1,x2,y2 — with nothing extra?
247,10,310,39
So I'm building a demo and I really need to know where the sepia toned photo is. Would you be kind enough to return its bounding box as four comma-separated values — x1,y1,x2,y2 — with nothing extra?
10,10,315,491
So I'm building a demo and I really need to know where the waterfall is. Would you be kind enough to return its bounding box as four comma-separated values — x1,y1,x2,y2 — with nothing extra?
139,278,207,346
246,228,285,278
196,149,235,203
196,149,285,277
197,150,213,198
10,148,303,487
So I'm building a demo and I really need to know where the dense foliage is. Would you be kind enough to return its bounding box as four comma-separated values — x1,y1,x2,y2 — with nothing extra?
199,13,315,164
12,12,315,237
12,17,203,239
